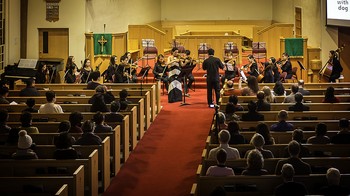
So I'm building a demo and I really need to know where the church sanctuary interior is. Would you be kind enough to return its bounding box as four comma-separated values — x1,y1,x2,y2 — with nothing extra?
1,0,350,195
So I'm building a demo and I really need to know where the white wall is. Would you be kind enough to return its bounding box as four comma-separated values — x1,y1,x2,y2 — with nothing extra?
27,0,86,65
86,0,161,33
6,0,20,65
161,0,273,21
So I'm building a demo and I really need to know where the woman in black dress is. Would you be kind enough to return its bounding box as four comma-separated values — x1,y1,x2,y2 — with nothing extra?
328,50,343,82
35,63,49,84
80,59,93,83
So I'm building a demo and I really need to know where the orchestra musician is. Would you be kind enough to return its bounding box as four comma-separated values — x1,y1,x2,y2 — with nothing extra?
246,55,259,78
35,62,49,84
65,56,77,73
328,50,343,82
269,57,280,83
104,55,118,83
113,55,128,83
80,59,93,83
167,47,182,103
279,53,293,79
123,52,138,83
181,50,196,96
65,64,80,83
221,52,237,86
153,54,169,90
263,61,274,83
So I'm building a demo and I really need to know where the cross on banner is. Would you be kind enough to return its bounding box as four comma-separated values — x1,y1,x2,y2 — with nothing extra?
98,36,108,53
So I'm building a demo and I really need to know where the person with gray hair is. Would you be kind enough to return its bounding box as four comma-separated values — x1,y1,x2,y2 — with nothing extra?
274,163,308,196
242,149,268,176
244,133,274,159
319,167,350,195
208,130,240,160
297,80,310,95
275,140,311,175
206,149,235,176
270,110,294,131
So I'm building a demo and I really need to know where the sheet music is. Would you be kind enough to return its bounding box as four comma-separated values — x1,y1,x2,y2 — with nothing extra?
142,39,155,47
18,59,38,69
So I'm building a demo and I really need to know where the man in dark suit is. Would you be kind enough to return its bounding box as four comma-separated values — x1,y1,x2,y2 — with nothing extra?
297,80,310,95
288,93,310,112
19,78,40,96
202,48,224,108
256,91,271,111
242,101,264,121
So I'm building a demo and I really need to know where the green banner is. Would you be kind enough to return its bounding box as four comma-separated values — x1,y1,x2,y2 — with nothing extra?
93,34,112,56
285,38,303,57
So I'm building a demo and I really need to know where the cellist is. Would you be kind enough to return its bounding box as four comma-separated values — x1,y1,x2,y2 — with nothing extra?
328,50,343,82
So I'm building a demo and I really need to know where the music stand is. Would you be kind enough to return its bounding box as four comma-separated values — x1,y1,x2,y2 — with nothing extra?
142,39,155,68
297,60,306,80
137,66,151,96
178,65,195,106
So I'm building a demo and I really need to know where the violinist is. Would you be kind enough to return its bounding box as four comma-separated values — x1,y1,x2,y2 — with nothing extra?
263,61,274,83
246,55,259,78
221,52,236,86
80,59,93,83
65,56,77,73
35,62,49,84
113,55,128,83
328,50,343,82
269,57,280,82
104,55,118,83
167,47,182,103
123,52,138,83
153,54,169,90
181,50,196,95
279,53,293,79
65,64,80,83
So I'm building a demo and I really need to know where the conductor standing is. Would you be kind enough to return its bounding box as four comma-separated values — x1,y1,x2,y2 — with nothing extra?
202,48,224,108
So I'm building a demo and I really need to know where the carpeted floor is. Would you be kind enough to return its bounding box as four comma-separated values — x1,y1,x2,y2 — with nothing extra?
104,89,215,196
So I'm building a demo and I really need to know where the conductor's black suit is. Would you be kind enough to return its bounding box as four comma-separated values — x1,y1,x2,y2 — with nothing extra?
202,55,224,106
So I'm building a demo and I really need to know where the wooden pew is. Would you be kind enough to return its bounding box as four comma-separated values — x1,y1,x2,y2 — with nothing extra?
199,157,350,176
0,150,98,196
55,184,69,196
194,174,350,196
221,88,350,96
219,102,350,111
0,165,84,196
0,138,110,192
8,114,130,164
220,95,350,103
225,82,350,89
204,144,350,158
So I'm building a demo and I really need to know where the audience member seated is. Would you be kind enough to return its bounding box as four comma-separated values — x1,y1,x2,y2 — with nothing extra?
89,85,114,112
22,98,38,113
93,112,113,133
12,130,38,160
288,93,309,111
274,163,308,196
210,186,226,196
241,76,259,96
283,129,310,158
307,123,330,144
256,122,275,145
105,101,124,123
283,84,298,103
319,167,350,195
222,80,241,96
86,71,101,90
211,112,228,143
272,81,286,96
0,109,11,134
208,130,240,160
323,86,340,103
241,101,264,121
19,78,39,96
297,80,310,95
68,112,83,133
270,110,294,131
19,111,39,134
256,91,271,111
244,133,274,159
0,86,9,104
228,94,244,111
224,102,240,122
262,86,276,103
275,140,311,175
38,90,64,113
227,121,246,145
119,89,132,110
242,149,268,176
5,128,21,146
206,149,235,176
54,121,76,144
75,120,102,145
331,118,350,144
54,132,80,159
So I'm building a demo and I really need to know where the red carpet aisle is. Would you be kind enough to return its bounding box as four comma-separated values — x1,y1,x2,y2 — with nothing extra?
104,89,214,196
